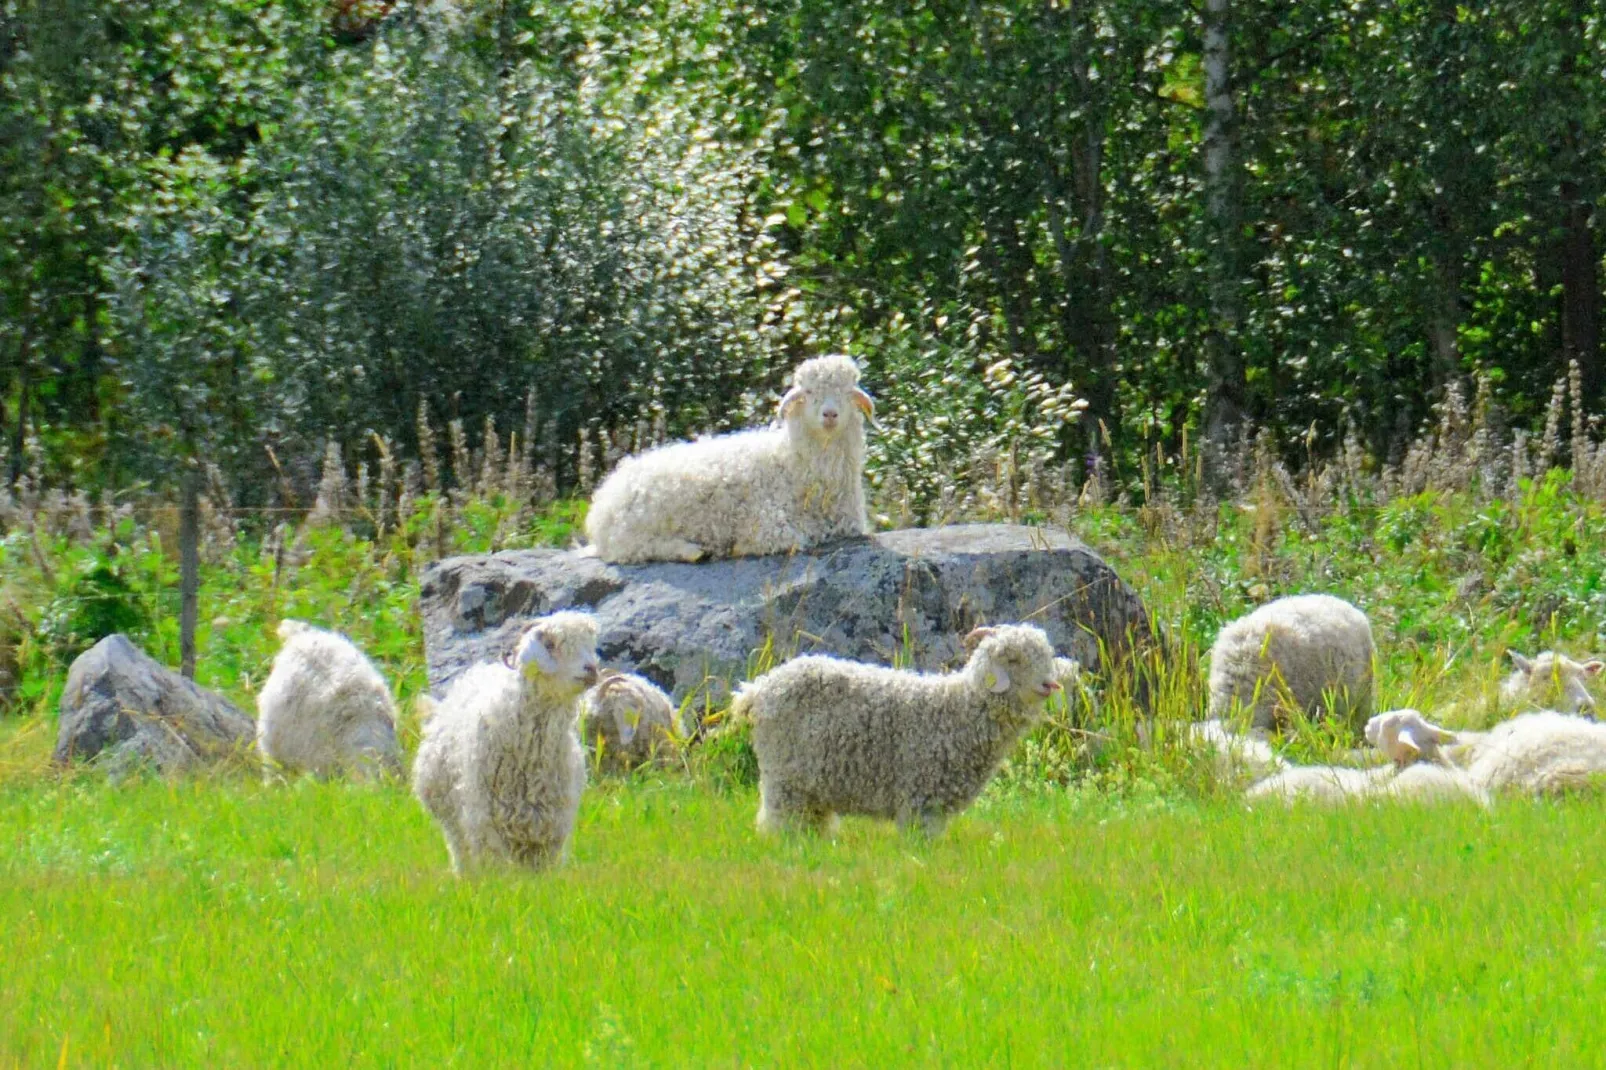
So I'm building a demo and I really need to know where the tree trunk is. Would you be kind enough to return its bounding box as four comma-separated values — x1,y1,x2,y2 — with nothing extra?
1559,178,1601,404
179,463,201,680
1043,9,1119,461
1555,7,1601,407
1427,237,1461,393
1046,183,1117,453
1425,0,1466,397
1201,0,1246,479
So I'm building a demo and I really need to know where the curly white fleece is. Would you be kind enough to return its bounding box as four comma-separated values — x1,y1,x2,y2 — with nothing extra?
1188,719,1287,782
1246,759,1487,806
1232,706,1485,806
1368,706,1606,797
255,620,400,779
1207,594,1375,733
584,354,873,563
412,612,599,874
736,624,1062,836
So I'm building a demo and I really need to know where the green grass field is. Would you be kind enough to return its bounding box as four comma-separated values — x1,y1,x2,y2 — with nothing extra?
4,768,1605,1067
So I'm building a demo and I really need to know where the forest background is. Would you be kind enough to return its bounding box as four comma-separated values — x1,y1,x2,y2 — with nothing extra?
6,0,1605,508
3,0,1606,712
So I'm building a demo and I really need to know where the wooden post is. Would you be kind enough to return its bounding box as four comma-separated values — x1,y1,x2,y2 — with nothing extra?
179,461,201,680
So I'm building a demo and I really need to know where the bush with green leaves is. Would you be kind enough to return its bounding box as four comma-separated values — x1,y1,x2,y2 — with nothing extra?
230,11,802,480
857,309,1088,525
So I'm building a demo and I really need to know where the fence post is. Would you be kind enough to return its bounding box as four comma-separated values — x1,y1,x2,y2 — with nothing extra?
180,461,201,680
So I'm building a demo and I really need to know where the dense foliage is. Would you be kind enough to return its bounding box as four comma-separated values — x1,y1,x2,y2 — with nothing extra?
4,0,1606,502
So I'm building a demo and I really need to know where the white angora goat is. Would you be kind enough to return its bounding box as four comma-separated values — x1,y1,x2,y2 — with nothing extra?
736,624,1062,837
255,620,401,779
584,354,875,563
412,612,600,874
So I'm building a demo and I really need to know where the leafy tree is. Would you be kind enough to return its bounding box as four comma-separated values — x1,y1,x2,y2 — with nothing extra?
5,0,1606,504
0,0,327,488
239,11,800,473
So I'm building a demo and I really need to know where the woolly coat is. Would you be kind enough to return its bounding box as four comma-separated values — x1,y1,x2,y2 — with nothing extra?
255,620,400,779
739,624,1060,835
1500,651,1602,717
1188,718,1287,782
1207,594,1375,733
1455,711,1606,796
412,613,598,873
1368,706,1606,797
1246,759,1487,806
580,671,677,772
584,355,872,563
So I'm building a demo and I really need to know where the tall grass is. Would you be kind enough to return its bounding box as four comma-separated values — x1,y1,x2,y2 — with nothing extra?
1,373,1603,793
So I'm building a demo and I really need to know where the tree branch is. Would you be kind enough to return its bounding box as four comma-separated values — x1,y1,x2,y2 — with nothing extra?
1241,22,1338,86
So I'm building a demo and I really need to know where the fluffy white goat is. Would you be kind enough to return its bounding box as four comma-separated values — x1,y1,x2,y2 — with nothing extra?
255,620,400,779
412,612,600,874
1363,707,1458,767
1207,594,1375,733
584,355,875,563
736,624,1062,836
1245,762,1390,803
1382,762,1490,804
579,670,677,772
1240,707,1486,806
1501,650,1602,717
1366,706,1606,797
1245,759,1487,806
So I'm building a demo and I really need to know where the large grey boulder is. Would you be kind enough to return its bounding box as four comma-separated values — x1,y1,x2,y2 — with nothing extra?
420,524,1159,713
54,634,255,773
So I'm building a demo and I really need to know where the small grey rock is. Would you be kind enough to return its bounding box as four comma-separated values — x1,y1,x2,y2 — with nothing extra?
54,634,255,773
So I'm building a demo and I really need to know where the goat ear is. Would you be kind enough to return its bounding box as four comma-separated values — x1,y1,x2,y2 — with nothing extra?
1585,660,1604,677
984,662,1011,694
963,627,997,652
1394,727,1423,764
502,631,526,669
778,386,805,420
1508,650,1533,674
852,387,875,419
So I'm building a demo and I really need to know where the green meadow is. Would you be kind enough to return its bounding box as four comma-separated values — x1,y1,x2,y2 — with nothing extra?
3,772,1604,1067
